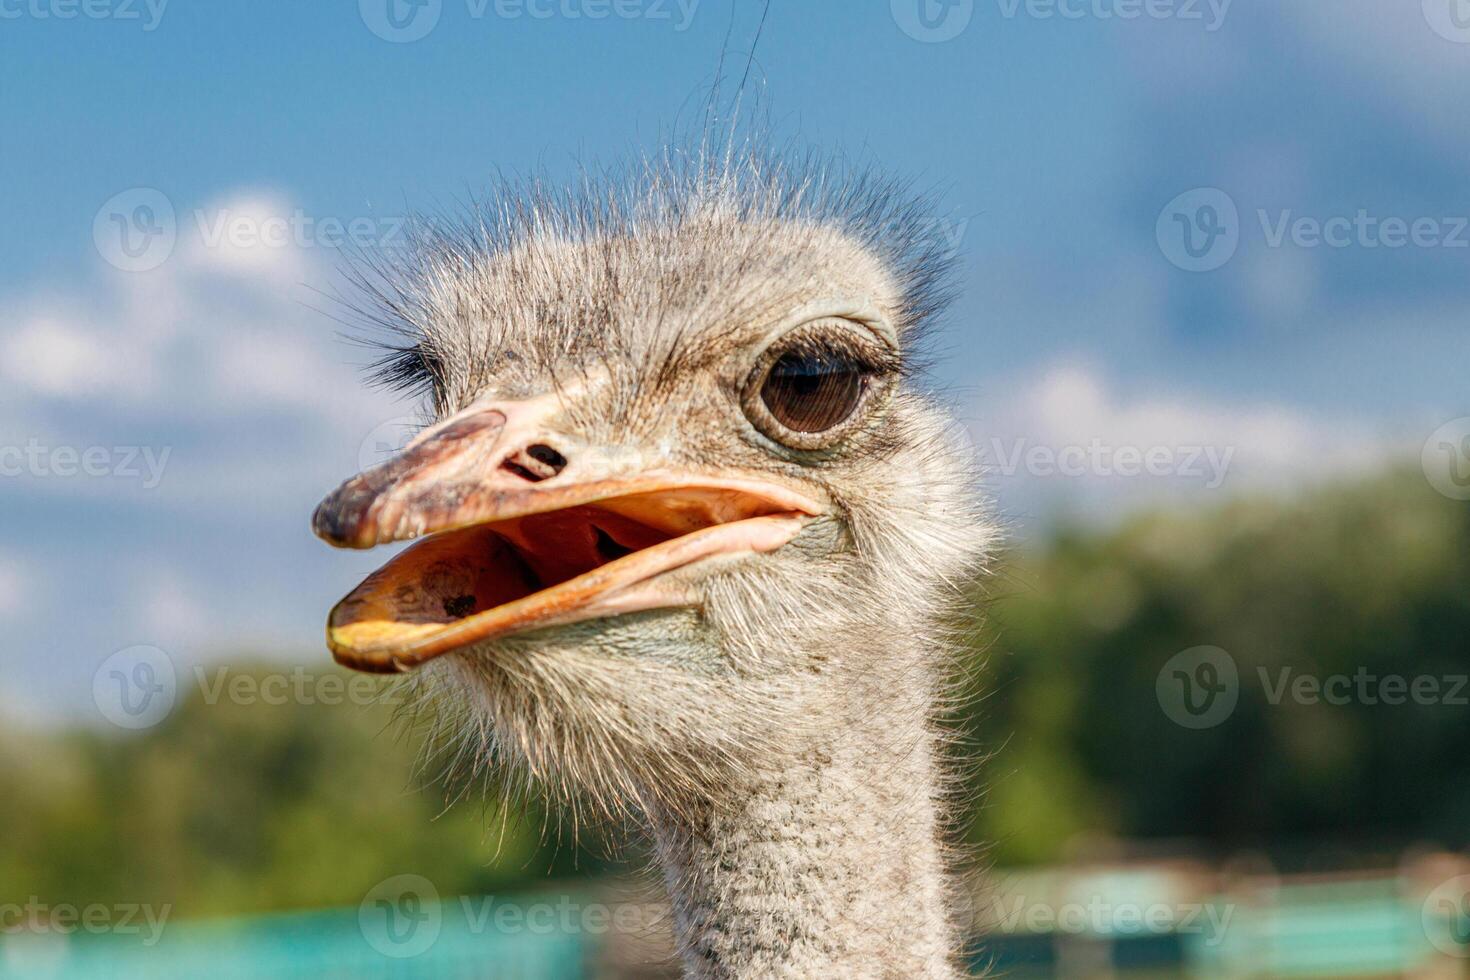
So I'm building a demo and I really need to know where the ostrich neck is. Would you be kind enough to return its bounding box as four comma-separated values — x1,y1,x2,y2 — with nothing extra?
648,700,963,979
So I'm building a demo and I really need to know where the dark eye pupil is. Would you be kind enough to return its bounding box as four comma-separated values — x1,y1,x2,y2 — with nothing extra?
760,351,865,434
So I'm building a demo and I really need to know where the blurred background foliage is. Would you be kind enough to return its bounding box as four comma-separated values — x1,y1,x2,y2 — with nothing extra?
0,678,612,918
3,466,1466,920
973,467,1470,869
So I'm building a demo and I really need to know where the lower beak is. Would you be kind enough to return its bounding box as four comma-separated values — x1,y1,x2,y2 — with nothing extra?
313,402,823,674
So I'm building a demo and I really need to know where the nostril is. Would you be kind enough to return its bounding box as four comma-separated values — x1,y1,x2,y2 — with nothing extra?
501,443,569,483
526,444,568,474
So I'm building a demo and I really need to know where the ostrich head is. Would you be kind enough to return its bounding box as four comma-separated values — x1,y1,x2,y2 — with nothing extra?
313,157,992,825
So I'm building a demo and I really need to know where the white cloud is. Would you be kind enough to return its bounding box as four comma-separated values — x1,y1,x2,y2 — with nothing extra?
1284,2,1470,80
132,568,210,644
212,327,357,413
974,363,1402,523
1286,4,1470,149
1029,365,1352,473
4,189,400,416
0,553,31,621
1125,3,1470,152
183,191,313,282
1,317,118,399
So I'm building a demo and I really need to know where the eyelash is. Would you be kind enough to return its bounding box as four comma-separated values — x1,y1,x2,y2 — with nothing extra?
767,331,895,377
372,342,443,397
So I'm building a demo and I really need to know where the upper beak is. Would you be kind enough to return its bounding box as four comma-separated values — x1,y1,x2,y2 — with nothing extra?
314,396,825,674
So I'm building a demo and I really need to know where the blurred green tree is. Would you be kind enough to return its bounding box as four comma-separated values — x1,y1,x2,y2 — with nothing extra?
968,468,1470,868
0,670,615,917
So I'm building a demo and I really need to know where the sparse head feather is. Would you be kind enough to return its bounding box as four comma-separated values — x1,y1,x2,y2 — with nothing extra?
350,149,959,411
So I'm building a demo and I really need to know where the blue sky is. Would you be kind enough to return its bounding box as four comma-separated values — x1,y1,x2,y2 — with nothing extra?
3,0,1468,724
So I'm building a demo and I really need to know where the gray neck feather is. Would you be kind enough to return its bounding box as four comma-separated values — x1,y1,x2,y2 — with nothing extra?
648,704,963,978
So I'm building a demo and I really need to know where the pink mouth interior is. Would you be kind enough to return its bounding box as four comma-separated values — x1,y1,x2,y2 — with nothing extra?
352,488,796,628
408,507,676,625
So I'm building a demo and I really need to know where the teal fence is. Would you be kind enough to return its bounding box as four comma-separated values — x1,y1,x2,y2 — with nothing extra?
6,865,1468,978
0,898,588,980
971,863,1470,978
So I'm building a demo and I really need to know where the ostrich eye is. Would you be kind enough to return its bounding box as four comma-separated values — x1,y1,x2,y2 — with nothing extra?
759,350,867,434
743,322,895,449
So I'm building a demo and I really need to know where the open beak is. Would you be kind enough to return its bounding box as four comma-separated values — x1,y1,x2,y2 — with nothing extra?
313,398,824,674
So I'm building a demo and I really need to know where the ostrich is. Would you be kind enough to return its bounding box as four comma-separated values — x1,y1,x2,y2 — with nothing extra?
313,151,994,978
